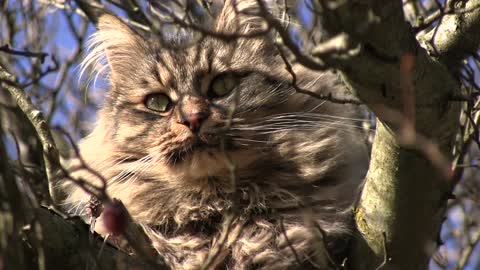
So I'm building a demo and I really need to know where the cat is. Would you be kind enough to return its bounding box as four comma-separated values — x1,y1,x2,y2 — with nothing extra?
60,0,369,269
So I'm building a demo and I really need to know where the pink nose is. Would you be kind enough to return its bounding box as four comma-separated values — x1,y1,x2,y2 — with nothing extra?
181,113,205,132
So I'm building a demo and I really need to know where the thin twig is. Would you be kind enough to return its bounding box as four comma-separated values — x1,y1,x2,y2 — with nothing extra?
374,232,390,270
0,65,61,203
276,43,362,105
0,44,49,63
455,224,480,269
279,217,303,267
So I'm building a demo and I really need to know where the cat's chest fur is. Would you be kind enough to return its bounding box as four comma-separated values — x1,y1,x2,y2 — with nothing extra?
64,129,365,269
123,172,342,270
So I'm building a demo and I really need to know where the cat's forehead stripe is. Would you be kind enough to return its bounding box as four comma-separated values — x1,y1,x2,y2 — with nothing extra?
152,46,213,95
156,63,171,88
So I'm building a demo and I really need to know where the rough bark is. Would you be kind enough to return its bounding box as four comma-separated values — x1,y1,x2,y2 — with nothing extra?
420,0,480,71
307,1,480,269
25,208,160,270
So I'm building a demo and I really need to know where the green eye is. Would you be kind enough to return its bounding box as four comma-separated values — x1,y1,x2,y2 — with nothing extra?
209,73,240,98
145,93,171,112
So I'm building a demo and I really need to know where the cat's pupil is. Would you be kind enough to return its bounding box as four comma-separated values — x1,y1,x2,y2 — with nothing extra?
209,73,238,98
145,93,171,112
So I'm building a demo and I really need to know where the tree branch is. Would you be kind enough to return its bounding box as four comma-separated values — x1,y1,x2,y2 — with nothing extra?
419,0,480,71
24,208,161,270
307,1,462,269
0,44,48,63
0,65,61,203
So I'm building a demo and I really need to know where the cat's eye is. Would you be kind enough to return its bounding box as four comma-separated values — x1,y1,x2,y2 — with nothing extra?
208,73,240,98
144,93,171,112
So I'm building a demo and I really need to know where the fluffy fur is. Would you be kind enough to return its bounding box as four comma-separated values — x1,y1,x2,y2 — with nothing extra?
61,1,369,269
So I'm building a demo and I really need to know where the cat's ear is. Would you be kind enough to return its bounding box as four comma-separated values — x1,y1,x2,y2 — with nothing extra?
82,14,149,84
215,0,275,35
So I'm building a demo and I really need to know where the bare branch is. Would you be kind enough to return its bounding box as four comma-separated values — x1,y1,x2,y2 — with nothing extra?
25,207,164,270
0,44,49,63
455,228,480,270
419,0,480,71
305,1,462,270
0,65,61,203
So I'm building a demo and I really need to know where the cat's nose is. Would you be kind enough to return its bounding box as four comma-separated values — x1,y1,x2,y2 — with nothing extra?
180,113,206,133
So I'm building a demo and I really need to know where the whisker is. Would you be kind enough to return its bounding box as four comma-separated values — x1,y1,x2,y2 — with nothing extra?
232,137,271,143
261,113,367,122
232,120,368,132
96,155,133,173
308,101,327,112
119,152,164,186
110,153,155,183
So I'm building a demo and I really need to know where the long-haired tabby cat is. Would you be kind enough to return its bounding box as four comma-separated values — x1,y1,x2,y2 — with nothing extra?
61,0,369,269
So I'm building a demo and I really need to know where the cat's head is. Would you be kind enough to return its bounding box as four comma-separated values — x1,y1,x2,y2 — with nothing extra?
80,0,338,179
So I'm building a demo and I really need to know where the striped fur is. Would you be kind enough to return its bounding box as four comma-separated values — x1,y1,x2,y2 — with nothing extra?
61,1,369,269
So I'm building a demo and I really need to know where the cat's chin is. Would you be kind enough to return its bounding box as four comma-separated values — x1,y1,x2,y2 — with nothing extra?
164,133,237,165
166,144,218,166
164,146,258,179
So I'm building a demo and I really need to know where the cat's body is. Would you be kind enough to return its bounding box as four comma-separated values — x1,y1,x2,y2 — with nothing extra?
61,1,368,269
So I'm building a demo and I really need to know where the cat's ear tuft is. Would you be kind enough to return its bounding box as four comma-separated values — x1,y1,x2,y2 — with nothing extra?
215,0,275,35
97,14,132,34
81,14,148,85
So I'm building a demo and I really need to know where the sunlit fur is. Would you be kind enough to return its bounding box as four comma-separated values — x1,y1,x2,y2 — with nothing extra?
61,0,369,269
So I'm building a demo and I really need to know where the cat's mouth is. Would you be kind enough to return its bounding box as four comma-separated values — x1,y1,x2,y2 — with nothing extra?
165,133,235,165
